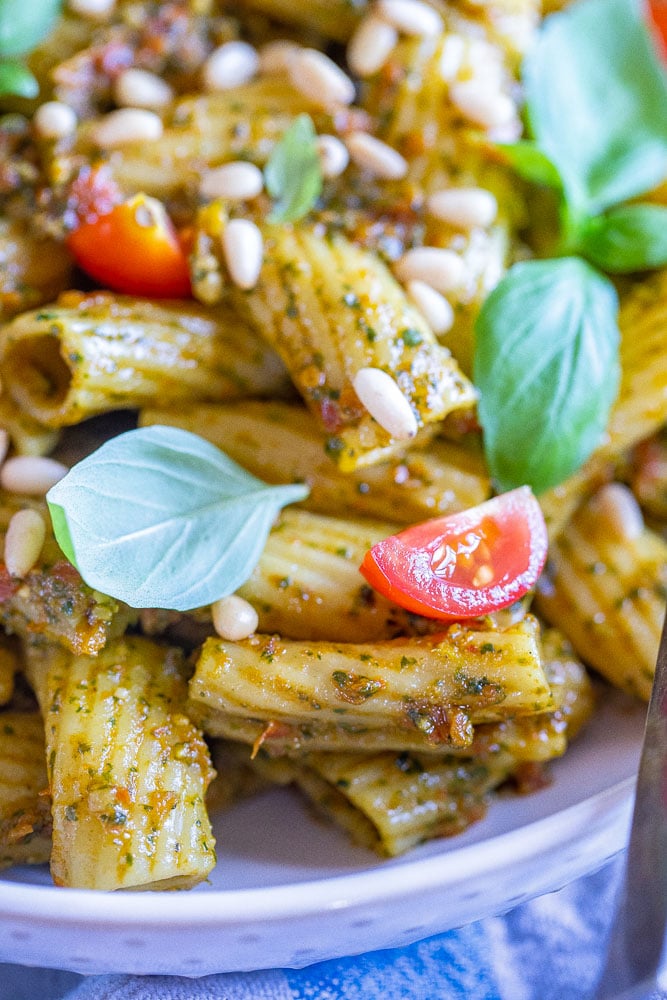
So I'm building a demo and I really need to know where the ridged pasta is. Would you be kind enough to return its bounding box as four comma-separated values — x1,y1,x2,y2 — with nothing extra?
0,711,52,869
24,636,216,890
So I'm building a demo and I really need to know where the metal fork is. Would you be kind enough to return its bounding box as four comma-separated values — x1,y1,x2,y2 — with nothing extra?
594,613,667,999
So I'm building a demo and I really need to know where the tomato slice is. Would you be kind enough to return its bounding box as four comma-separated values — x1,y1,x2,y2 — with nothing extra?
67,192,191,298
647,0,667,59
359,487,548,621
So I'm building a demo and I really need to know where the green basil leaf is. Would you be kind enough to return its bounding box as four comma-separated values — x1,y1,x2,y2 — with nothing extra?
264,114,323,224
577,203,667,273
0,0,61,57
523,0,667,215
474,257,620,494
46,425,309,612
496,141,563,190
0,60,38,98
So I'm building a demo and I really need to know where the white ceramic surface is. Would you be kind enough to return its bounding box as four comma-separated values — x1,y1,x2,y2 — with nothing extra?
0,689,644,977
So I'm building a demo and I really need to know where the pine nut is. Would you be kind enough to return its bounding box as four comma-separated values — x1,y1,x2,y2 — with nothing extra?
200,161,264,201
426,187,498,229
376,0,443,36
315,134,349,178
113,68,174,110
212,594,259,640
0,456,68,496
68,0,115,18
203,41,259,92
4,509,46,578
347,15,398,78
91,108,163,148
352,367,418,441
289,49,356,110
592,483,645,542
439,34,465,82
395,247,465,294
345,132,408,180
406,280,454,334
33,101,77,140
222,218,264,290
449,81,515,129
258,40,301,76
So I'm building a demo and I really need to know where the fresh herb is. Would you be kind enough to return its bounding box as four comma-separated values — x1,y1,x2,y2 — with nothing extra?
475,0,667,493
0,0,62,98
264,114,323,224
46,425,309,612
475,258,619,494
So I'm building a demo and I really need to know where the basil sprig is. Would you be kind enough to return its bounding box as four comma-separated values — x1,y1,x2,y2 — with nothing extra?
475,0,667,494
46,426,309,612
264,114,323,223
0,0,62,98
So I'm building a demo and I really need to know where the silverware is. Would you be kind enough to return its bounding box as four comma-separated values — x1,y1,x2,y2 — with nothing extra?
594,613,667,998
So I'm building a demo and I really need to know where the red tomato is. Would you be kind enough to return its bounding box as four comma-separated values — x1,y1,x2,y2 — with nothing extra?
647,0,667,59
67,192,191,298
359,487,548,621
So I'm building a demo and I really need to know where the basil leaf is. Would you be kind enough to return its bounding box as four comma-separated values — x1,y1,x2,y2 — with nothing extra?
0,60,38,98
46,425,309,612
264,114,323,224
577,203,667,273
496,141,563,190
523,0,667,215
474,257,620,494
0,0,61,57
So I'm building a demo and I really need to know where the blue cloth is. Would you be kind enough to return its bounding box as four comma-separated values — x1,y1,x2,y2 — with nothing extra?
1,855,666,1000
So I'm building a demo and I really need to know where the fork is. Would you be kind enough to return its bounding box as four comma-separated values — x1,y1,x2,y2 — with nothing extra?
594,613,667,999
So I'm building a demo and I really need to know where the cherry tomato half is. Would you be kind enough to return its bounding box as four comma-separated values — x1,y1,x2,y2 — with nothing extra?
647,0,667,59
67,192,191,298
359,487,548,621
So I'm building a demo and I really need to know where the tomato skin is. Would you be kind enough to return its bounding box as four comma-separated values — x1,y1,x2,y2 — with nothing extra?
67,193,191,298
359,487,548,621
647,0,667,59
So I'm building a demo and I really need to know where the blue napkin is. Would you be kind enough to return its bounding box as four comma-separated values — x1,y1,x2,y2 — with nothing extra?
2,855,666,1000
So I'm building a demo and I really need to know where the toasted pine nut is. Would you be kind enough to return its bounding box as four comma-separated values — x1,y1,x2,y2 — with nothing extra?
406,280,454,334
4,509,46,578
212,594,259,640
0,456,68,496
69,0,115,18
592,483,645,542
200,161,264,201
289,49,356,110
33,101,77,140
395,247,465,294
376,0,443,36
203,42,259,92
315,134,350,178
91,108,163,148
449,81,515,129
222,219,264,290
347,15,398,78
352,367,418,441
439,34,465,82
258,40,301,75
345,131,408,180
113,68,174,110
426,187,498,229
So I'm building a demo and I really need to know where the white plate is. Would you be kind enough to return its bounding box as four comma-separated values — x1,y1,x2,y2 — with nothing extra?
0,689,643,977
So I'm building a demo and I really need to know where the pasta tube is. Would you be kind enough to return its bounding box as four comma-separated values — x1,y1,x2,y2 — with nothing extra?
223,222,476,470
189,615,553,753
0,495,134,656
24,636,216,891
0,291,289,428
535,484,667,700
140,400,491,526
0,220,73,323
0,711,51,869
